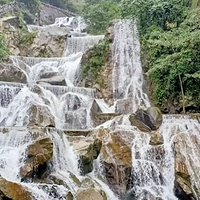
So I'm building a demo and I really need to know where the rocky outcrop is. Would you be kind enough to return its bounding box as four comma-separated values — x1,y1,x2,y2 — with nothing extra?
69,137,102,175
129,107,163,132
30,28,69,57
28,104,55,127
39,3,72,26
80,36,113,105
0,15,68,57
0,175,33,200
75,188,107,200
0,63,27,83
20,137,53,180
96,128,134,195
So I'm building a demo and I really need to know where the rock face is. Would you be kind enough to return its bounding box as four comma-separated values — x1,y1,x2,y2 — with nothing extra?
0,175,33,200
20,137,53,180
70,137,102,175
80,36,113,105
96,128,134,195
39,3,68,26
0,63,27,83
30,28,69,57
28,104,55,127
129,107,163,132
75,188,107,200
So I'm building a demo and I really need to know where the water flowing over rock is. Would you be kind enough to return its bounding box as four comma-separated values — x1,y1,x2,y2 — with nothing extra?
95,128,134,196
111,20,150,113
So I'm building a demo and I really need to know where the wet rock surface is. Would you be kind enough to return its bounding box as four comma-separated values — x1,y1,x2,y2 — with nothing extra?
20,137,53,181
0,63,27,83
37,76,66,86
96,128,134,196
28,104,55,127
0,175,33,200
69,137,102,175
129,107,163,132
75,188,107,200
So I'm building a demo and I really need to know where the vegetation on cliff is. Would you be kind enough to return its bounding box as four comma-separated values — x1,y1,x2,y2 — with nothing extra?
82,38,110,86
0,35,9,61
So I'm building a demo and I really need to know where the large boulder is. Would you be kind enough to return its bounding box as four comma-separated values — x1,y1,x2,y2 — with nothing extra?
129,107,163,132
90,100,120,126
20,137,53,180
0,63,27,83
0,175,33,200
69,137,102,175
75,188,107,200
37,76,66,86
28,104,55,127
96,128,134,195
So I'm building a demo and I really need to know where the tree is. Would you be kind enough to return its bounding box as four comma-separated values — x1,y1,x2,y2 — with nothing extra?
81,0,121,34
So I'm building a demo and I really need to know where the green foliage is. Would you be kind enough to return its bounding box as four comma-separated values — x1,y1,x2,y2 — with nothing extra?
0,0,12,4
81,0,121,34
121,0,190,33
16,0,40,14
0,35,9,61
16,31,36,46
82,38,109,86
144,9,200,109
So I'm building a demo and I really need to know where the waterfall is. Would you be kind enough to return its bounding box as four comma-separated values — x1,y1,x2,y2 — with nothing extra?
65,35,104,56
112,20,150,112
131,116,178,200
1,15,200,200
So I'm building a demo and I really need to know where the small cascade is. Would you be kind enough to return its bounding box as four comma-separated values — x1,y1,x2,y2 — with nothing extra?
10,54,83,86
112,20,150,112
0,82,24,107
65,35,104,56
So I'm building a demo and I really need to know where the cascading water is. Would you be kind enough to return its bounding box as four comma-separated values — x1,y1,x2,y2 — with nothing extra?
7,16,104,130
1,13,200,200
112,20,150,113
0,14,119,200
